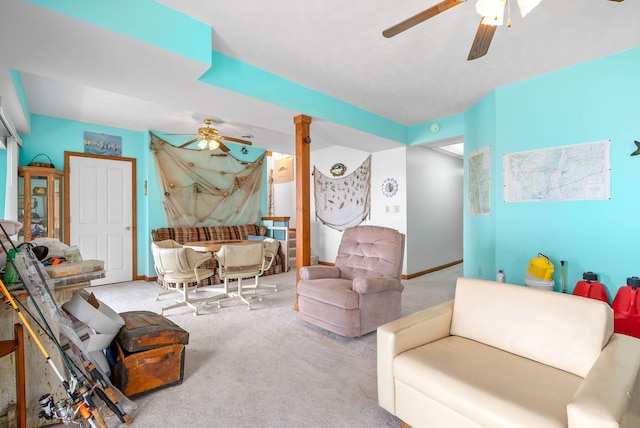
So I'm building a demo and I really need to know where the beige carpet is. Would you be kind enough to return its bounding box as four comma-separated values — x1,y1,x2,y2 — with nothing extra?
89,263,462,427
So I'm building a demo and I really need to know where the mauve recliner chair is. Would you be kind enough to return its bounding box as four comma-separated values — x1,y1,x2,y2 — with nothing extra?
297,225,405,337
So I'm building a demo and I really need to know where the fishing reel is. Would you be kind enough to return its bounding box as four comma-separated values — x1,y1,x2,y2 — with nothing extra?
39,393,92,427
39,394,76,424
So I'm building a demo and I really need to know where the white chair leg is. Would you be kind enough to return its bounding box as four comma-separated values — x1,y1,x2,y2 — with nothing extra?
156,284,179,301
237,278,252,310
218,278,231,308
217,278,253,310
161,282,210,316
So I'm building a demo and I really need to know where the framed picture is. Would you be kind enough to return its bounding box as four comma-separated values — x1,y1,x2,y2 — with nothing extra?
273,155,294,183
84,131,122,156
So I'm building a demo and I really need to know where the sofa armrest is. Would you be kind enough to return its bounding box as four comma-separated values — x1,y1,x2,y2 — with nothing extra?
568,333,640,427
353,276,403,294
299,265,341,280
377,300,454,414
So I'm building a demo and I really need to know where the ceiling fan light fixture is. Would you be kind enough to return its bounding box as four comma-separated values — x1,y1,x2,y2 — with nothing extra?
197,137,220,151
476,0,540,26
476,0,507,25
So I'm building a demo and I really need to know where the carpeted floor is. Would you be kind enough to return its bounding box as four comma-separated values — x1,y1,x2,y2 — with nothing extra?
89,263,462,427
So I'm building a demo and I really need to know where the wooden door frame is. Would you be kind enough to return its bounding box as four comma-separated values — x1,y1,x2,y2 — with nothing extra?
63,151,138,281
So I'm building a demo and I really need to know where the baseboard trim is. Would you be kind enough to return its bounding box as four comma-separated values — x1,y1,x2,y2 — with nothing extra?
402,260,463,280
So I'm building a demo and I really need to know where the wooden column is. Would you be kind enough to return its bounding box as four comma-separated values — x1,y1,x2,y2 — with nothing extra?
294,114,312,311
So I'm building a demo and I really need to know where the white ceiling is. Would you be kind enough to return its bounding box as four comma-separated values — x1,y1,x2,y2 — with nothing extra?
1,0,638,155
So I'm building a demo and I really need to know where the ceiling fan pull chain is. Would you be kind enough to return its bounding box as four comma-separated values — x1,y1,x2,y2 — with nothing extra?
507,0,512,27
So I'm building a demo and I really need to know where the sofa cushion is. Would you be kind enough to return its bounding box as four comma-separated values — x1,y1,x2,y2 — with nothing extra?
450,278,613,377
151,224,265,243
394,335,583,428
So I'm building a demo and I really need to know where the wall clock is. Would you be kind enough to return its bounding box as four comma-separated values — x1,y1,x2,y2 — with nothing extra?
382,178,398,197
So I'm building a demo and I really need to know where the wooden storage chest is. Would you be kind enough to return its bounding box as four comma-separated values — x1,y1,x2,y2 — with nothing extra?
110,311,189,398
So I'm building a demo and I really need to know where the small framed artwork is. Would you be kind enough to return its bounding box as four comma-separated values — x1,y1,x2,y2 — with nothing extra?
273,155,294,183
330,162,347,177
84,131,122,156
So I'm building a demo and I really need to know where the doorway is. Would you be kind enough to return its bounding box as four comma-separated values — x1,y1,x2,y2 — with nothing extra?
64,152,136,285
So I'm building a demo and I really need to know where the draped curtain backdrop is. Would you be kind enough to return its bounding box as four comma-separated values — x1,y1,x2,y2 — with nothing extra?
150,132,265,227
314,155,371,231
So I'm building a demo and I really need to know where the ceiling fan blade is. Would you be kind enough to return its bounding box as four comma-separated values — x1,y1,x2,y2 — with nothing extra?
382,0,466,38
219,136,253,145
467,21,497,61
218,142,230,152
178,137,200,148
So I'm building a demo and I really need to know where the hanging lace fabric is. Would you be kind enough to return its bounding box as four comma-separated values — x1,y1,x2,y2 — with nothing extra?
314,155,371,231
150,132,265,227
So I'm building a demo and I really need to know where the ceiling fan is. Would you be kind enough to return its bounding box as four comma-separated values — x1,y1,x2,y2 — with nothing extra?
166,118,253,152
383,0,624,61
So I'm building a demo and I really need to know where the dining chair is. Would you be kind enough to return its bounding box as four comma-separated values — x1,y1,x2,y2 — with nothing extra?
254,237,279,293
214,242,265,310
151,241,216,316
152,239,183,301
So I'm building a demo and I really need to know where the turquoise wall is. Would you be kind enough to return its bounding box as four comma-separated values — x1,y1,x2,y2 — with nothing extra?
11,117,269,278
18,115,153,275
464,47,640,300
463,91,497,281
408,113,465,145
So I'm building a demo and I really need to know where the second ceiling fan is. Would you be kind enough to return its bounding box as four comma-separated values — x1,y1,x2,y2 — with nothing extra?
384,0,623,60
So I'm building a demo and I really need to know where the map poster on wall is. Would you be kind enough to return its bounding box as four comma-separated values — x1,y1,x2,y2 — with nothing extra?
503,140,611,202
468,146,491,216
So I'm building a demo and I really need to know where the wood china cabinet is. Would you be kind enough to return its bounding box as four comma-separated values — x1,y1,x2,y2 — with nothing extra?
17,166,64,243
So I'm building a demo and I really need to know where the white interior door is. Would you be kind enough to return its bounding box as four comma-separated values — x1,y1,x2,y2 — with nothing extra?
69,155,133,285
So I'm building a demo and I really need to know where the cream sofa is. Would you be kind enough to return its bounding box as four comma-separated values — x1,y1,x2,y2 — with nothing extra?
378,277,640,428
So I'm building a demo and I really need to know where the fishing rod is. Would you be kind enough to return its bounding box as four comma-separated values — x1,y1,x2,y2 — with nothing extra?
0,276,68,388
0,225,130,426
0,277,105,428
9,290,132,425
0,225,79,379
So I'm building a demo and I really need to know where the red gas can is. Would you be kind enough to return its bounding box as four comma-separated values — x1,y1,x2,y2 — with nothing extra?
572,271,609,304
612,276,640,339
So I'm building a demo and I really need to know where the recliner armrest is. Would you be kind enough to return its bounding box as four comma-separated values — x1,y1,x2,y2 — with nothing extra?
377,300,454,414
299,265,341,280
353,276,403,294
568,333,640,427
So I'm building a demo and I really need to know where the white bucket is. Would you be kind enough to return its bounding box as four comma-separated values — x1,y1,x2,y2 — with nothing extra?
524,273,555,291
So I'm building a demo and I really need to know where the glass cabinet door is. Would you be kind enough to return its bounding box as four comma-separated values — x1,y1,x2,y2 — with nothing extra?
17,166,64,243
